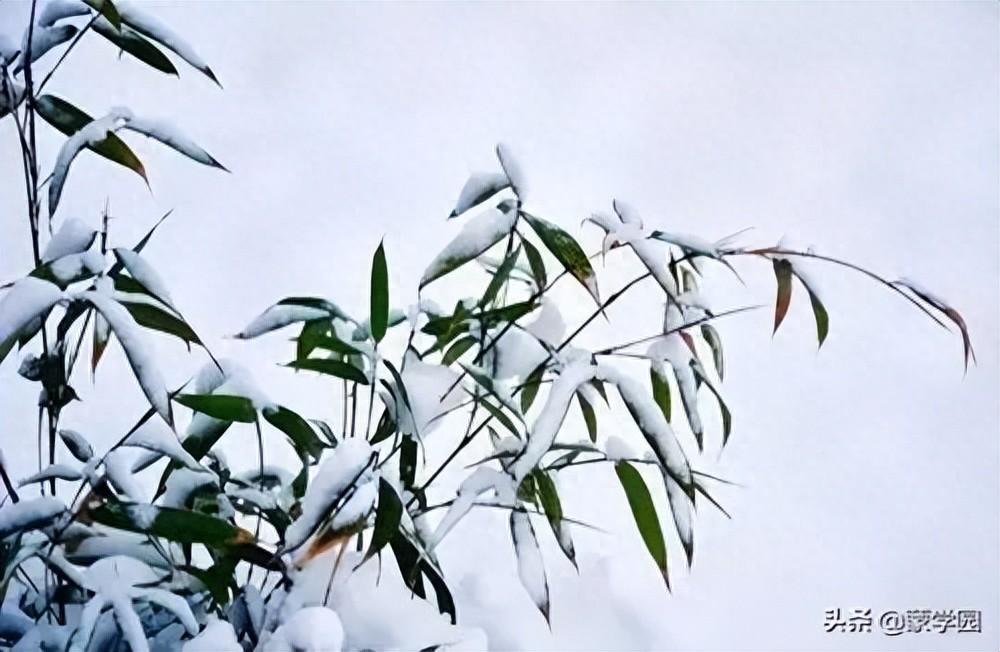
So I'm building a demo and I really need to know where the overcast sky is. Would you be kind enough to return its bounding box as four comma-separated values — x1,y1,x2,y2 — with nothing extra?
1,2,997,651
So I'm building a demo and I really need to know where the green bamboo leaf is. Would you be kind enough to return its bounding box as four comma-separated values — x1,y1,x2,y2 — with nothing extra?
89,502,256,548
461,363,524,423
521,237,547,290
478,398,521,439
262,405,325,461
364,478,403,562
519,364,545,413
285,358,369,385
691,364,732,446
791,271,829,348
119,300,200,345
480,244,521,307
533,470,575,566
369,410,396,444
370,240,389,343
522,212,599,305
650,366,672,423
772,259,793,334
442,336,476,366
576,391,598,442
36,95,146,182
615,461,669,589
92,19,177,76
82,0,121,30
175,394,256,423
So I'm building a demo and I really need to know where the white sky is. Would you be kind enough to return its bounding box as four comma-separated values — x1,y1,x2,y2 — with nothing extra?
1,2,997,651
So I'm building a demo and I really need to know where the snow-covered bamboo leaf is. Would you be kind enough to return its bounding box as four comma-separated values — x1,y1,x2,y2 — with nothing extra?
370,240,389,343
701,323,724,379
87,501,254,547
495,143,527,200
0,497,66,537
48,112,129,216
510,508,549,622
115,0,220,83
533,470,575,566
364,477,402,562
480,244,522,308
39,0,91,27
522,212,599,305
18,464,82,486
233,301,339,339
650,365,672,422
41,217,97,263
285,358,368,385
262,405,325,462
15,24,78,71
93,17,177,75
175,393,256,423
772,258,793,334
450,172,510,218
420,204,517,288
121,111,226,169
0,277,65,365
112,248,175,309
615,461,669,589
31,250,105,288
82,290,172,425
663,470,694,566
59,428,94,462
37,94,147,182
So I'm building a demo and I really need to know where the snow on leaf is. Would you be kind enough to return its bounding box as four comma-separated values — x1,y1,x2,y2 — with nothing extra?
614,461,670,589
123,418,202,470
113,248,175,309
92,17,178,76
120,111,227,170
495,143,528,200
509,353,596,482
510,508,549,622
116,0,220,84
182,617,241,652
36,94,148,182
647,336,703,450
523,212,600,305
0,497,66,537
598,362,693,491
42,217,98,262
431,467,516,547
421,204,518,288
663,469,694,566
38,0,90,28
233,303,331,339
59,428,94,462
0,277,65,363
49,112,127,216
82,290,172,425
268,606,345,652
451,171,510,219
18,463,82,486
283,438,374,551
701,323,725,378
37,249,105,287
105,450,147,501
15,24,77,71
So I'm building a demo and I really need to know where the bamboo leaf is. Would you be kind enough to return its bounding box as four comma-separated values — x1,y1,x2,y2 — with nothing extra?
772,259,793,334
364,478,402,562
93,19,177,76
36,94,146,182
615,461,669,589
285,358,368,385
522,212,599,305
175,394,256,423
370,240,389,343
88,501,255,548
650,366,672,423
262,405,325,462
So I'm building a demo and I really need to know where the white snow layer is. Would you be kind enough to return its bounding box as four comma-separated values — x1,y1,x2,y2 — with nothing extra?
38,0,89,28
421,204,517,287
42,217,97,262
0,277,65,347
182,618,241,652
283,438,374,551
233,304,330,339
82,290,172,425
0,497,66,537
451,171,510,217
510,510,549,618
113,248,175,308
495,143,528,200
